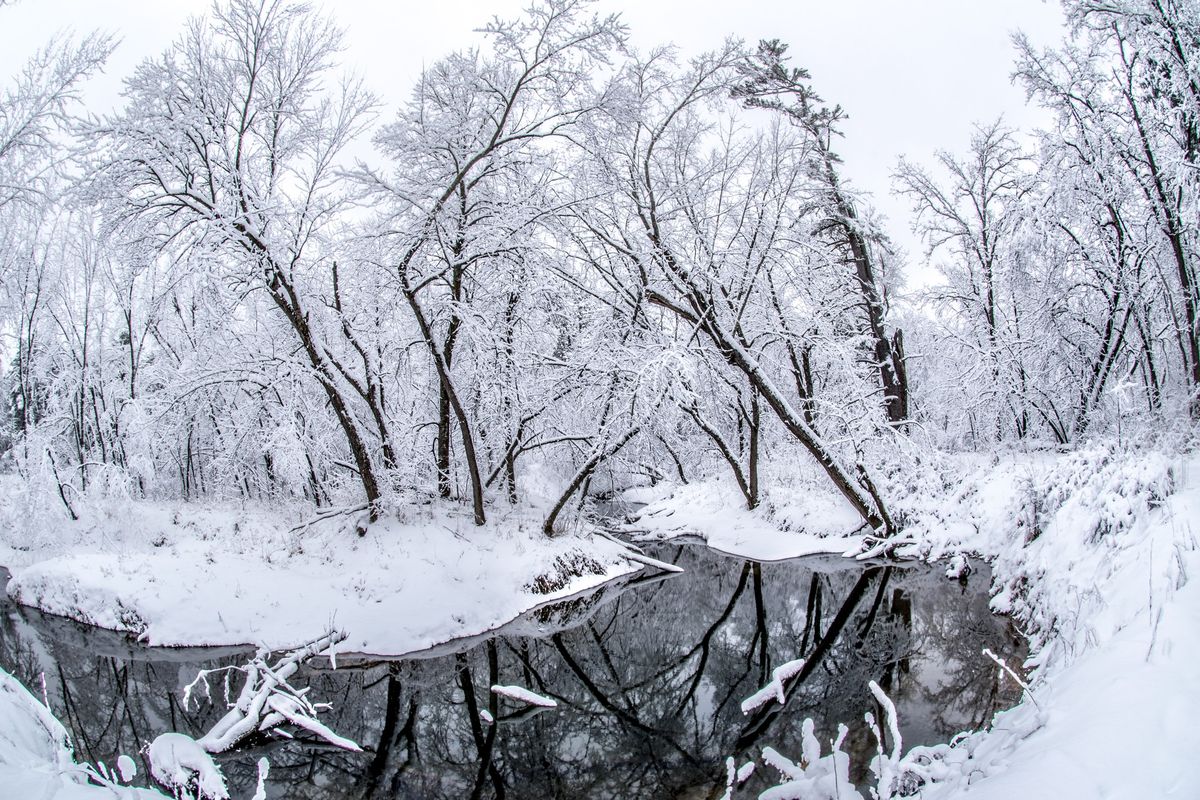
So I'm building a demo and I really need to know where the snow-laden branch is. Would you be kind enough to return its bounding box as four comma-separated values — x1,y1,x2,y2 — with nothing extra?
739,658,806,714
491,684,558,708
148,630,360,800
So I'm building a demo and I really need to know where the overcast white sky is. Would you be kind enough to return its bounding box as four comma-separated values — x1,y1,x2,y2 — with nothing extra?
0,0,1067,274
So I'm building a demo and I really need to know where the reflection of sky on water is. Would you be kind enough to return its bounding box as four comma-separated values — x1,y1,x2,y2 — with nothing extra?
0,546,1025,798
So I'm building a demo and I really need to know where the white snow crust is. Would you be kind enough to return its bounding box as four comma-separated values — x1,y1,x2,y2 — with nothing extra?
0,494,639,655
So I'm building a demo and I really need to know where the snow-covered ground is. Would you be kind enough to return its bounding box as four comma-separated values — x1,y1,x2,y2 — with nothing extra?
2,445,1196,798
625,477,866,561
0,667,165,798
0,482,640,654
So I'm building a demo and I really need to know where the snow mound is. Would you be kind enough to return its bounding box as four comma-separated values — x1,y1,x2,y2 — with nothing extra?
0,668,166,799
629,477,864,561
148,733,227,800
4,502,642,654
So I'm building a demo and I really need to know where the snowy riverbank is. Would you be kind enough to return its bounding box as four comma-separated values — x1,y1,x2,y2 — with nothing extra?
633,445,1198,799
907,447,1200,798
2,445,1197,798
0,486,641,654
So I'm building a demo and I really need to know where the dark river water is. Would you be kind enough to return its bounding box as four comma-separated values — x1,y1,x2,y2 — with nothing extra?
0,544,1025,799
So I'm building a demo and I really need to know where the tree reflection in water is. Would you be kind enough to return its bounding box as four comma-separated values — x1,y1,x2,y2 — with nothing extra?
0,547,1025,799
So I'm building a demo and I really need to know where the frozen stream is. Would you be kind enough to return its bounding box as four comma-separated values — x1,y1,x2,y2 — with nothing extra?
0,544,1025,798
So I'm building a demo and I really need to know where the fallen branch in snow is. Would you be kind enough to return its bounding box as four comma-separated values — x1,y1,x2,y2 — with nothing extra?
289,503,370,535
853,532,920,560
148,631,360,799
983,646,1041,711
740,658,806,713
618,547,686,574
490,684,558,708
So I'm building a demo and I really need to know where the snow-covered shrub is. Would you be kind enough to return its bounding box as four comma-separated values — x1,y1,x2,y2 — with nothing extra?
751,681,932,800
759,720,861,800
525,550,609,594
989,444,1176,656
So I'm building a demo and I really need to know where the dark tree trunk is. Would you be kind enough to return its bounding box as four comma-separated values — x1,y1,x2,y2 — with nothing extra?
401,284,486,525
543,425,642,535
264,267,383,519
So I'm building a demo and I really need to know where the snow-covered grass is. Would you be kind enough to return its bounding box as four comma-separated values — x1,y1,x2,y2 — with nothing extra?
0,479,641,654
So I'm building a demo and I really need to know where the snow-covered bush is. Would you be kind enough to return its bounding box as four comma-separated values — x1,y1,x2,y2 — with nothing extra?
750,681,926,800
987,445,1176,657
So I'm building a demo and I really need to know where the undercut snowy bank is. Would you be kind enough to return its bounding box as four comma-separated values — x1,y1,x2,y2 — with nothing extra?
0,489,641,654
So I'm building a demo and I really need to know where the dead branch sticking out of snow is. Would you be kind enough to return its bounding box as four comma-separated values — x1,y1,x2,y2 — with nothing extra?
750,682,915,800
288,503,370,535
740,658,806,713
490,684,558,708
749,676,1050,800
148,631,360,800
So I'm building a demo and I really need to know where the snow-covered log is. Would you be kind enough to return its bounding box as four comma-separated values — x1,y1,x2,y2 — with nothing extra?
490,684,558,708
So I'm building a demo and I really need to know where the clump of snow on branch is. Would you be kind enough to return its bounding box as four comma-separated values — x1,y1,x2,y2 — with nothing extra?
716,755,756,800
739,657,805,713
490,684,558,708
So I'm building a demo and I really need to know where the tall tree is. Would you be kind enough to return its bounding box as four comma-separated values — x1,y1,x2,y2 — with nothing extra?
363,0,624,525
1018,3,1200,416
896,121,1036,441
94,0,385,517
574,46,893,534
734,39,909,426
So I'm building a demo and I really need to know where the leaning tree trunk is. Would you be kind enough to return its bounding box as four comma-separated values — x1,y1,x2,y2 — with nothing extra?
264,267,383,519
543,424,642,535
824,154,909,425
647,281,890,535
